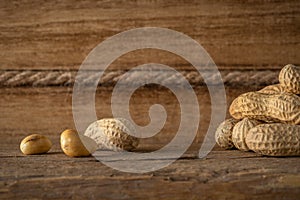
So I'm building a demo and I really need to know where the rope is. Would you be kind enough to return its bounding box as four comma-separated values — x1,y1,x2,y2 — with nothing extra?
0,70,279,87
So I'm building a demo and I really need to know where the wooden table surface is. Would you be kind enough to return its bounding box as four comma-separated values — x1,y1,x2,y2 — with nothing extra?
1,86,300,199
1,0,300,199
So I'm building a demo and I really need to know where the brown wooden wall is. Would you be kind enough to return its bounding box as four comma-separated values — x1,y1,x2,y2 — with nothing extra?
0,0,299,72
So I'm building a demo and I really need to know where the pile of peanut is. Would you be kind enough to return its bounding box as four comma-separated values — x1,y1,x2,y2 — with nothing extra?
215,64,300,156
19,64,300,157
20,118,139,157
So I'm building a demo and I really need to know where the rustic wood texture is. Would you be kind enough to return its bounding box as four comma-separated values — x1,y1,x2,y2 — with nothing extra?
0,0,299,71
1,148,300,199
1,86,300,199
1,1,300,199
0,86,218,146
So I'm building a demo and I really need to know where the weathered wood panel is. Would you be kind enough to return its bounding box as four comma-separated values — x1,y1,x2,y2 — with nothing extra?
1,144,300,199
0,86,256,144
1,1,300,198
0,0,299,71
1,87,300,199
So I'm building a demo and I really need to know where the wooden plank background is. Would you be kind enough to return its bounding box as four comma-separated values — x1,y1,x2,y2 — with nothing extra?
0,0,299,72
1,86,300,199
1,1,300,199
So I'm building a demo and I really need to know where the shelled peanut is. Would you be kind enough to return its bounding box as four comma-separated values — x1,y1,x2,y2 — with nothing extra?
20,118,138,157
60,129,98,157
20,134,52,155
215,64,300,156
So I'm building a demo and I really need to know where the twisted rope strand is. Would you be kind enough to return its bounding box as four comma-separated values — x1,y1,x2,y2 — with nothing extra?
0,70,279,87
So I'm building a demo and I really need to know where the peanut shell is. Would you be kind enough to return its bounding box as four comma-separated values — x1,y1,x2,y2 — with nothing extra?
232,118,261,151
245,123,300,156
215,118,239,149
279,64,300,94
84,118,139,151
229,91,300,124
258,84,285,95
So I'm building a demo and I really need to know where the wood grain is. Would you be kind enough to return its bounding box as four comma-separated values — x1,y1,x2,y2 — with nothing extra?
0,0,299,71
0,85,260,150
1,1,300,198
1,141,300,199
1,86,300,199
0,86,255,146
